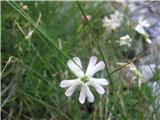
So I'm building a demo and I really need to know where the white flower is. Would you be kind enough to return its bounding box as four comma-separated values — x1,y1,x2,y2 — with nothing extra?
135,17,150,36
139,64,159,82
135,17,152,43
60,56,109,104
119,35,132,47
149,81,160,105
102,11,124,31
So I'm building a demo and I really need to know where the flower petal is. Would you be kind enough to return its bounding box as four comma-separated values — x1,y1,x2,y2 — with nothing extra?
60,79,80,88
73,57,82,68
90,78,109,86
85,86,94,103
86,61,105,77
67,57,84,77
79,85,86,104
86,56,97,76
65,84,79,96
89,81,105,95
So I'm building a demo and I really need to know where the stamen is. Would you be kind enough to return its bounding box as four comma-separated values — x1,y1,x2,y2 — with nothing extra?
80,76,89,83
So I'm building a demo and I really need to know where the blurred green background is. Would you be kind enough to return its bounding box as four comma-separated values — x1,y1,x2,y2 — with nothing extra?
1,1,159,120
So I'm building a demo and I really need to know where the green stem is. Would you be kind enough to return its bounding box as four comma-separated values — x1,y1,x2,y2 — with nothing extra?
77,1,112,84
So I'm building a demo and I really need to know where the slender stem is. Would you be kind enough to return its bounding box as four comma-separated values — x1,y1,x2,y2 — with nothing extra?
110,53,144,75
1,56,15,78
77,1,112,83
77,2,129,119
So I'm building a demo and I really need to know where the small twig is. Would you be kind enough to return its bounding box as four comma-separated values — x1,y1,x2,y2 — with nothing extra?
1,84,16,108
110,53,144,75
1,56,15,78
1,77,15,95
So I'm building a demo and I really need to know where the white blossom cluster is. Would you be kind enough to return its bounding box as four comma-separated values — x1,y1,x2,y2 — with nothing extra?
102,11,124,31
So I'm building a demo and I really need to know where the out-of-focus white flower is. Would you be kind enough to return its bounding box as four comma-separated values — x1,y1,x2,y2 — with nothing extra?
138,64,160,86
119,35,132,47
102,11,124,31
60,56,109,104
139,64,156,82
149,81,160,105
151,82,160,97
135,17,152,43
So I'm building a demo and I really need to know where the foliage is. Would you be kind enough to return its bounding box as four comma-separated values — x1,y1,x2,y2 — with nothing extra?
1,1,160,120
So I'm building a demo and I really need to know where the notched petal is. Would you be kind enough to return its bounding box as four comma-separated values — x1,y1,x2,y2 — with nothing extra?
73,57,82,68
90,78,109,86
86,61,105,77
86,56,97,75
67,58,84,77
86,86,94,103
65,85,78,96
90,81,105,95
79,85,86,104
60,79,80,88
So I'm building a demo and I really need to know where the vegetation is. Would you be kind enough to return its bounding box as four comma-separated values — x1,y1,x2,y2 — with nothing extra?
1,1,160,120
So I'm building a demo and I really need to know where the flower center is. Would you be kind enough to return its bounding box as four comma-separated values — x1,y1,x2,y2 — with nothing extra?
80,76,89,83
